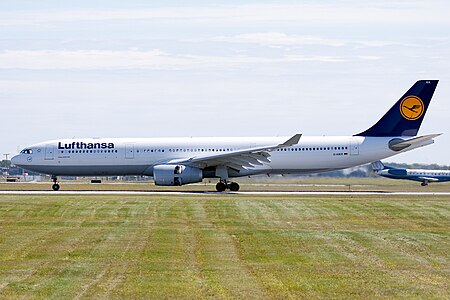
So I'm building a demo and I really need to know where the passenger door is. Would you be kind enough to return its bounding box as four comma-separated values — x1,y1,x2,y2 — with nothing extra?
350,139,360,156
45,144,55,160
125,143,135,159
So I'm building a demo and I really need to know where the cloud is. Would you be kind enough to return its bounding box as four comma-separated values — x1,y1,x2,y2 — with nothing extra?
0,49,369,70
212,32,408,48
213,33,348,47
0,2,449,27
0,49,186,70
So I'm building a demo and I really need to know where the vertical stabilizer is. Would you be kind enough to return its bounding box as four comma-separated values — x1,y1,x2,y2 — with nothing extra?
371,161,387,171
356,80,438,137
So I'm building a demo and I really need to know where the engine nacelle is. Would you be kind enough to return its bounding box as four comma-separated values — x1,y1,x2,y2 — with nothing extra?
153,165,203,186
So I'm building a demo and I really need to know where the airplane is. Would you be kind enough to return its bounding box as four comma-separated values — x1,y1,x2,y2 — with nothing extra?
371,160,450,186
11,80,440,192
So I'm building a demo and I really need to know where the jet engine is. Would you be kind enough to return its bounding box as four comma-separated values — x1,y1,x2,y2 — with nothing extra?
153,164,203,186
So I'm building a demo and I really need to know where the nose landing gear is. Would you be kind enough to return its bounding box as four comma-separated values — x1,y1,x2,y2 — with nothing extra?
51,175,60,191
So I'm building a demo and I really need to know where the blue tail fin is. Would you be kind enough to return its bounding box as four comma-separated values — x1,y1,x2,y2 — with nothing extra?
356,80,438,137
371,161,390,171
371,161,385,171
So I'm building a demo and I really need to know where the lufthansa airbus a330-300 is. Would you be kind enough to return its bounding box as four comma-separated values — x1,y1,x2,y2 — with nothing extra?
12,80,440,192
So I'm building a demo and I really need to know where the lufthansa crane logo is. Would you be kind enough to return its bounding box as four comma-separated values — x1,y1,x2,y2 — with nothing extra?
400,96,424,120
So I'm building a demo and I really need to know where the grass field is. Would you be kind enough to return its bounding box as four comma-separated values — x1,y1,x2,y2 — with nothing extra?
0,194,449,299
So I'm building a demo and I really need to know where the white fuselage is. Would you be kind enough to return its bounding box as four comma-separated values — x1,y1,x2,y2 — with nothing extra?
11,135,415,178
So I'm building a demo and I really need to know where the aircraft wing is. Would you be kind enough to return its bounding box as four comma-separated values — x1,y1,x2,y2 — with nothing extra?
165,134,302,172
418,177,440,182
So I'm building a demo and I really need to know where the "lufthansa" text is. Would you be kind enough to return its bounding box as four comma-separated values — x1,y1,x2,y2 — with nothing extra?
58,142,115,150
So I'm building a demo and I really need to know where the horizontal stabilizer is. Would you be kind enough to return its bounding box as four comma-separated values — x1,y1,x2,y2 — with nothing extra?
388,133,441,151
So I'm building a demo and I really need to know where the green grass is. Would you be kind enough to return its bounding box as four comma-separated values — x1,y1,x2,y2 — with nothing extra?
0,194,449,298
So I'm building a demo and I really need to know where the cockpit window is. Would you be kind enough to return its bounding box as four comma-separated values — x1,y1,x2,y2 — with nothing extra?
20,149,33,154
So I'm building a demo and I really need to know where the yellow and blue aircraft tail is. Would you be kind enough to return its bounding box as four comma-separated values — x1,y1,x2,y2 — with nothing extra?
356,80,438,137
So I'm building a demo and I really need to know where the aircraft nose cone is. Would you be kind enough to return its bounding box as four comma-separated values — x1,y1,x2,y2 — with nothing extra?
11,154,21,166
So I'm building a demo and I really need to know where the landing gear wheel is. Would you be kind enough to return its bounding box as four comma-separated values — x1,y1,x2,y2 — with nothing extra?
51,175,60,191
421,182,428,186
229,182,240,192
216,181,227,192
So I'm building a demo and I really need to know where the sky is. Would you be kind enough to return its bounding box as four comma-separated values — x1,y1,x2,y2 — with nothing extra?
1,0,449,164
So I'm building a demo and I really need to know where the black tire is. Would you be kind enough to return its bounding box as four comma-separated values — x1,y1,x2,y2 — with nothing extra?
216,182,227,192
52,183,60,191
229,182,240,192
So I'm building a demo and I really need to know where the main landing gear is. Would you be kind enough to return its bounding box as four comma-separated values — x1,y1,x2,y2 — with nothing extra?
215,181,240,192
51,175,60,191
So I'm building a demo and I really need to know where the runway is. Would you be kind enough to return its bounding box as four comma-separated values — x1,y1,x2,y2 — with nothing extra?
1,191,450,196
